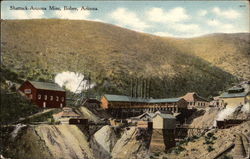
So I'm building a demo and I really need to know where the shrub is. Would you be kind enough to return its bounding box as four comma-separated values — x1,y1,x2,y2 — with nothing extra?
207,132,214,138
0,89,39,124
173,146,186,154
207,145,214,152
219,154,233,159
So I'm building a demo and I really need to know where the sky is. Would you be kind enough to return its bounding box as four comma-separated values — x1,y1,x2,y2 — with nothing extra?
1,1,249,37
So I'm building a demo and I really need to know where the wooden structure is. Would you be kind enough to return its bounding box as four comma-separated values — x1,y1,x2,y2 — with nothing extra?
220,84,250,108
209,96,224,107
137,121,153,129
19,80,66,108
182,92,209,109
150,113,176,152
69,118,88,125
83,98,101,108
53,107,81,124
152,113,176,129
216,119,247,129
101,94,188,115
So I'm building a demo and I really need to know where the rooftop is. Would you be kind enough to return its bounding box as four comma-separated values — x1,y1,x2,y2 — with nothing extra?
220,84,249,98
227,86,244,93
220,91,248,98
155,113,176,119
133,111,175,120
53,109,81,119
182,92,209,102
103,94,182,103
29,81,65,92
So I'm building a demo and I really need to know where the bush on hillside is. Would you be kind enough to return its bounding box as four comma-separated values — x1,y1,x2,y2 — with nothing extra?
0,89,40,124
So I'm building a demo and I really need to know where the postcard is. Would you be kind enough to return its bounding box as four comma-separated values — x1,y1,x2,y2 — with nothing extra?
1,1,249,159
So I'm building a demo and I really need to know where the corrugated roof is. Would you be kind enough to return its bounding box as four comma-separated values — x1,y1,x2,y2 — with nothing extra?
104,94,181,103
220,92,248,98
104,94,148,103
149,98,181,103
29,81,65,92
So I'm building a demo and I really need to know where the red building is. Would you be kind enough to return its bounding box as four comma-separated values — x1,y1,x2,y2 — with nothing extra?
19,80,66,108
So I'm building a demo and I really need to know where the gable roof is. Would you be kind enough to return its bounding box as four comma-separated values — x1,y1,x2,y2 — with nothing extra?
153,113,175,119
103,94,182,104
28,81,65,92
132,111,175,120
182,92,209,102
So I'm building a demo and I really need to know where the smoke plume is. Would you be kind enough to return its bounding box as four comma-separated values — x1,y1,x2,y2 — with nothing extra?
54,71,95,93
216,107,237,121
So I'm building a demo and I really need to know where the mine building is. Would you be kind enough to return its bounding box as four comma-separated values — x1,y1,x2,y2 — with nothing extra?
209,96,224,107
100,94,188,116
220,84,250,108
150,112,176,152
83,98,101,108
182,92,210,109
19,80,66,108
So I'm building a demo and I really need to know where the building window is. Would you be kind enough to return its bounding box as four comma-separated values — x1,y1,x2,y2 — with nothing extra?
44,95,47,100
50,96,53,101
24,89,31,94
38,94,41,100
56,96,59,101
61,97,64,102
29,94,33,99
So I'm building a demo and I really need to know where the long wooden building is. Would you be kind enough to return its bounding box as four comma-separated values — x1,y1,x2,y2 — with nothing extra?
101,94,188,114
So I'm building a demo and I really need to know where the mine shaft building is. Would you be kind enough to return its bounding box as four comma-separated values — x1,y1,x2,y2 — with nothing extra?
220,85,250,108
182,92,210,109
100,94,188,115
150,113,176,152
19,80,66,108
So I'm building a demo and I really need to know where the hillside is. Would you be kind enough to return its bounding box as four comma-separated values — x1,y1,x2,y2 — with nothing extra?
1,19,249,98
166,33,250,80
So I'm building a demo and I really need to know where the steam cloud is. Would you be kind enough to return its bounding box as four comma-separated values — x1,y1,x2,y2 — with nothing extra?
216,107,237,121
55,71,95,93
213,102,249,127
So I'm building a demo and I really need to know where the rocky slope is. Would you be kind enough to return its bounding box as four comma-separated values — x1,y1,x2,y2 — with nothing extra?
160,121,250,159
90,126,151,159
5,125,94,159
